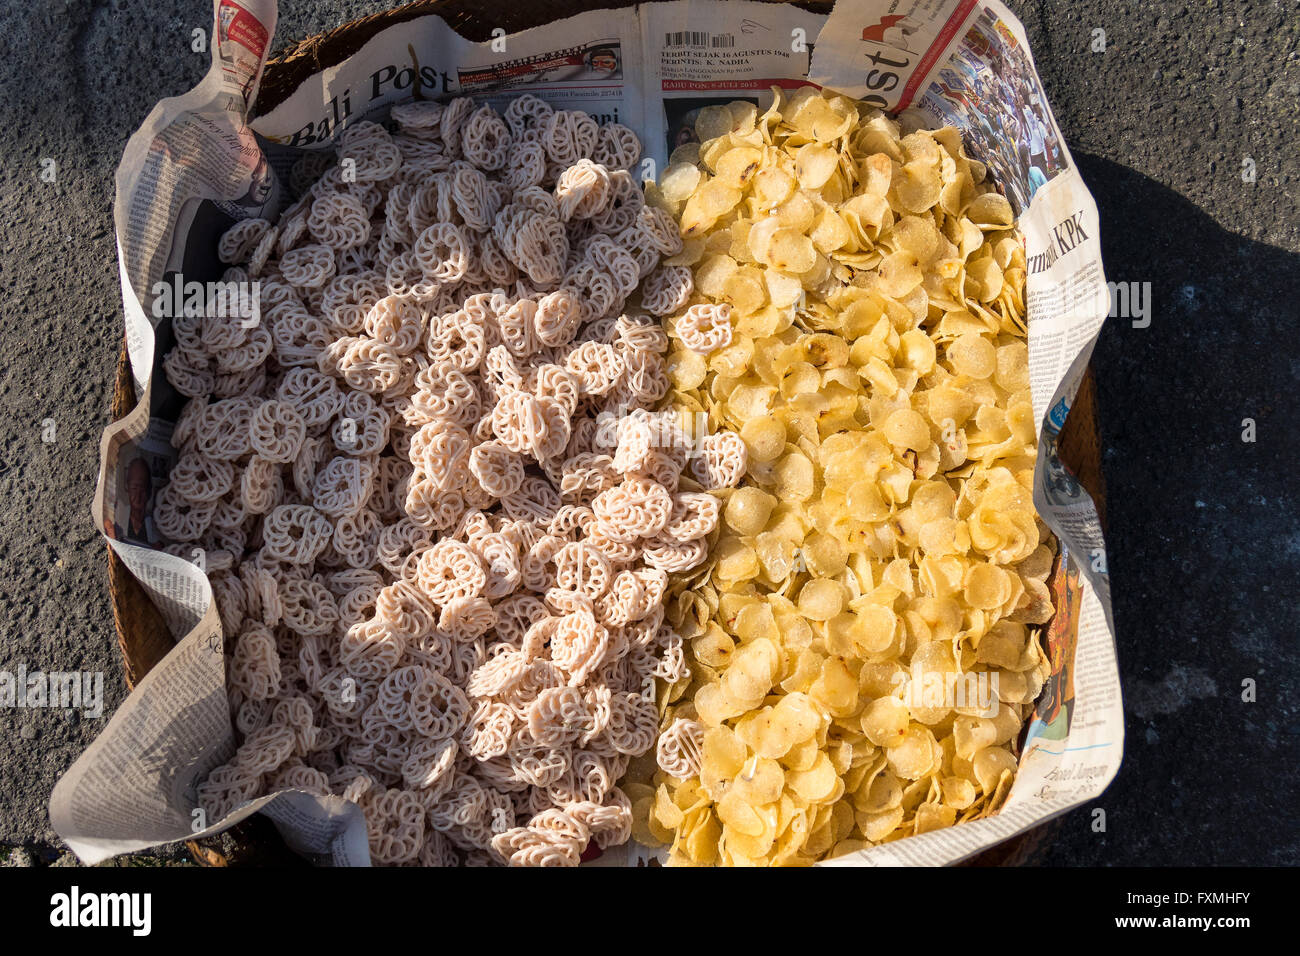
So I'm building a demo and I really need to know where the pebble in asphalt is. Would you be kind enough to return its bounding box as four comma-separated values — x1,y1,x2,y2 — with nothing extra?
0,0,1294,865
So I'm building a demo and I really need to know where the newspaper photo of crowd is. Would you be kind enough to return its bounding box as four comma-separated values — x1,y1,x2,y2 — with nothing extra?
919,8,1065,213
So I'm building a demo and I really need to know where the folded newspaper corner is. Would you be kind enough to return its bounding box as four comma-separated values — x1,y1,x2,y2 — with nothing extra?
54,0,1123,867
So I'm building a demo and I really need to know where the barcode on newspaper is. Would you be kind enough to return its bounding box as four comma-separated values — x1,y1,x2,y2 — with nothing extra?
664,31,736,48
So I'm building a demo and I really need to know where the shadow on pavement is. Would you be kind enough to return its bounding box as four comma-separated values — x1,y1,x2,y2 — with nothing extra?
1027,152,1300,865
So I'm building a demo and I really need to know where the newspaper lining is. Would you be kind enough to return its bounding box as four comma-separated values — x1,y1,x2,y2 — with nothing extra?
56,0,1122,867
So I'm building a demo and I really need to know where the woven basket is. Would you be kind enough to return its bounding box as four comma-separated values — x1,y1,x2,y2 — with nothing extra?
107,0,1107,866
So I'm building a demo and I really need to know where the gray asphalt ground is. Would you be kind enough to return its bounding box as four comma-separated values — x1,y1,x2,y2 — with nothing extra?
0,0,1295,865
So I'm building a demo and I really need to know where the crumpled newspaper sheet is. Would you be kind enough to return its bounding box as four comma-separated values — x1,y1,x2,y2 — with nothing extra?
57,0,1121,867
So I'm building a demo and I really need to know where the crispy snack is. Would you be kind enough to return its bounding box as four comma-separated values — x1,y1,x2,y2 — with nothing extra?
635,88,1055,866
162,96,711,867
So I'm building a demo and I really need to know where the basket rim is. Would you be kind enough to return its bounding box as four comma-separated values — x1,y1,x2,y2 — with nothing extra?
107,0,1107,864
253,0,835,118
